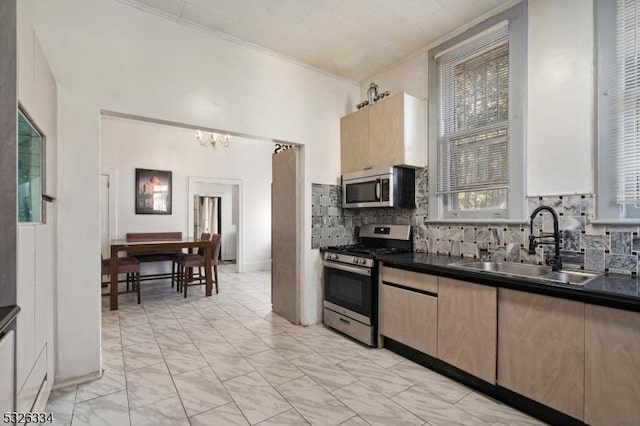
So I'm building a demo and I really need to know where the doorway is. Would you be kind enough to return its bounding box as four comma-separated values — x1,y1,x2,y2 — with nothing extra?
188,177,241,271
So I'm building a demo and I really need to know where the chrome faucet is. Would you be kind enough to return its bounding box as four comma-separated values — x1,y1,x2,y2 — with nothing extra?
477,242,491,261
528,205,562,271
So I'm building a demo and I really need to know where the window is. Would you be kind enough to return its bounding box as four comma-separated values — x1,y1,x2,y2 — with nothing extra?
597,0,640,220
428,3,526,220
17,109,45,223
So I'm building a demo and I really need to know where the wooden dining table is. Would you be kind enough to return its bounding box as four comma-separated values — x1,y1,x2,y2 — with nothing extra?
109,237,212,310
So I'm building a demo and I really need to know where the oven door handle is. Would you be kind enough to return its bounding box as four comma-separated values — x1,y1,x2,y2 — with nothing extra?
323,261,371,276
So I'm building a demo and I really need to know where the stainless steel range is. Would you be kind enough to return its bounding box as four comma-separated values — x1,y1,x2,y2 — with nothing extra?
322,224,412,346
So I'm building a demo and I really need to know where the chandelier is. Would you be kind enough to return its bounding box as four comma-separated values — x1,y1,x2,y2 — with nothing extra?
195,130,231,148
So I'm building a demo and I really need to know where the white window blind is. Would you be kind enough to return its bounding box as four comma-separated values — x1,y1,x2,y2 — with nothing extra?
436,23,509,214
616,0,640,204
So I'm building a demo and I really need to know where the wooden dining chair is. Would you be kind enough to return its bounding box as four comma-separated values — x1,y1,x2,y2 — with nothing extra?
175,234,222,298
101,255,141,304
172,233,211,290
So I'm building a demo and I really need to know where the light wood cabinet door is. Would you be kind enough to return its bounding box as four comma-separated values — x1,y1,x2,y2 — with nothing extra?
585,304,640,426
498,289,584,420
340,107,369,173
379,283,437,356
437,278,497,383
369,92,404,168
368,93,424,170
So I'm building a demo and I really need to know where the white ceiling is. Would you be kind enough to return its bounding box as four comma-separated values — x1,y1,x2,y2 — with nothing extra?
123,0,512,81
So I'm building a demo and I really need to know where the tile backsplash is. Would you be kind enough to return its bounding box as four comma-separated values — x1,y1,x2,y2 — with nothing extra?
311,168,428,250
311,184,355,249
312,168,639,275
420,193,639,275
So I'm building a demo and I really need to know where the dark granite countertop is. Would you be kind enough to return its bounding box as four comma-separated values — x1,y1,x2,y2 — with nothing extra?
376,253,640,312
0,305,20,333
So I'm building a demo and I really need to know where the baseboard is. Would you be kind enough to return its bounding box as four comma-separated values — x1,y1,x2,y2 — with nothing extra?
52,369,102,390
243,260,271,273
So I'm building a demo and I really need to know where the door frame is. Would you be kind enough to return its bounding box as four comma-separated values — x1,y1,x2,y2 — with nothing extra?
188,176,243,273
100,169,118,256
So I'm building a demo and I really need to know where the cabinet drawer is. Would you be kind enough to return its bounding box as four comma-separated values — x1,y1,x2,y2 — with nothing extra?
380,266,438,294
379,283,437,356
324,308,373,346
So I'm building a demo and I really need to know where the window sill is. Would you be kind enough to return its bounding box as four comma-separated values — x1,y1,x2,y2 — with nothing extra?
589,219,640,225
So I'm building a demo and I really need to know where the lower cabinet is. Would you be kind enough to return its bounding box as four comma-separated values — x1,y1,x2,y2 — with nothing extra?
437,277,497,383
0,329,15,414
498,289,585,420
378,265,640,424
585,304,640,426
378,266,437,356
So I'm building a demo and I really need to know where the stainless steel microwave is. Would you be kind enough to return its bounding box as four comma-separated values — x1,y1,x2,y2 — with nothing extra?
342,167,416,209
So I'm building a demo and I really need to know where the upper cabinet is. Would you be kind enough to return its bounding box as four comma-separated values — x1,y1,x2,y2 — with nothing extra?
340,107,370,173
340,92,424,174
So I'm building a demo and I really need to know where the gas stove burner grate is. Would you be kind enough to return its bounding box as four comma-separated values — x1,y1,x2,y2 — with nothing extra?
326,245,412,256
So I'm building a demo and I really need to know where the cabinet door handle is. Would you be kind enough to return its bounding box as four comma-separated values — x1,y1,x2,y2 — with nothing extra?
375,179,381,201
339,317,351,325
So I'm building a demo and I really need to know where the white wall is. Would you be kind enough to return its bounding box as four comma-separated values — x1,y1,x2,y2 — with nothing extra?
16,0,57,409
361,0,595,197
101,116,269,271
360,52,428,101
526,0,594,195
27,0,358,382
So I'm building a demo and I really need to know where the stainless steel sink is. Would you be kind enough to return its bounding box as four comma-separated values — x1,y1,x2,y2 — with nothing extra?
449,260,549,277
540,270,599,286
448,260,600,286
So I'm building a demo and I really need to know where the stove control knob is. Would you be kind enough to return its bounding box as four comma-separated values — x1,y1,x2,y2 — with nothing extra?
360,259,367,265
331,254,338,260
352,258,359,264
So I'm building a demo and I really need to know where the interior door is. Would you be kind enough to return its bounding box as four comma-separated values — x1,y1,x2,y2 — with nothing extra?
271,147,301,324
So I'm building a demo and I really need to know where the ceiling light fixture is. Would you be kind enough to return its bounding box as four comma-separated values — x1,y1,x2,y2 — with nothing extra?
195,130,231,148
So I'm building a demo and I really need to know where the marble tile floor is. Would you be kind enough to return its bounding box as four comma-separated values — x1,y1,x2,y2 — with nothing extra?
47,265,547,426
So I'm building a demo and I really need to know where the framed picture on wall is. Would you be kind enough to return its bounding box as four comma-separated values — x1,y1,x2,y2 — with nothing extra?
135,168,172,214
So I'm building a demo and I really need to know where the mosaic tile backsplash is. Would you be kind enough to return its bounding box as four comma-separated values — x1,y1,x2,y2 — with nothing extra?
311,184,355,249
312,168,428,250
419,194,640,275
313,168,640,275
